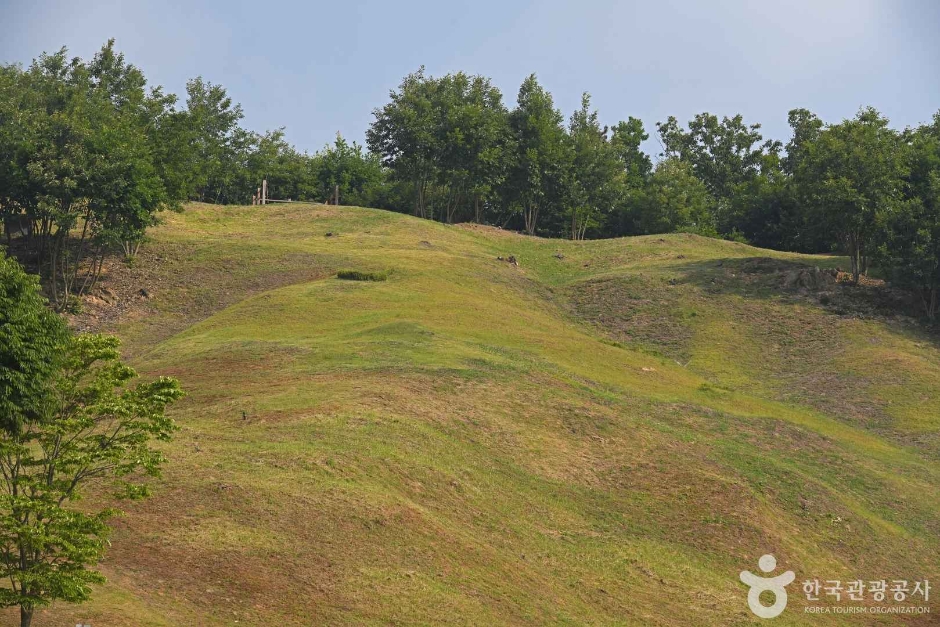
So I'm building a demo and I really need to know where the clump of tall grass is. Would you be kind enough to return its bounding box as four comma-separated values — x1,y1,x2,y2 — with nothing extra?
336,269,389,282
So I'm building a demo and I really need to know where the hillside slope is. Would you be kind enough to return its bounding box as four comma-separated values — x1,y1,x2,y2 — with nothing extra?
14,203,940,626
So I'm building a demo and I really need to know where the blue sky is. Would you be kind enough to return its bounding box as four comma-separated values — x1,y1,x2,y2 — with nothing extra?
3,0,938,157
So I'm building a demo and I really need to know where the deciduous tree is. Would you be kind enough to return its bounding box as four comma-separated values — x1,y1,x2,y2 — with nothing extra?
794,108,905,282
567,93,620,239
506,75,570,235
875,113,940,319
0,254,183,627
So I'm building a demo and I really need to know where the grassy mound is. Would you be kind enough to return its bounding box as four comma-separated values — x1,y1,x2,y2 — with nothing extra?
18,202,939,626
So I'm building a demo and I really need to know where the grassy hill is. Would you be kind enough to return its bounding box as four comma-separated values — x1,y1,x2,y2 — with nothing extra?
14,203,940,626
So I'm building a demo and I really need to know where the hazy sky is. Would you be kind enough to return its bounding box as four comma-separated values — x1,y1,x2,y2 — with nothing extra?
2,0,938,156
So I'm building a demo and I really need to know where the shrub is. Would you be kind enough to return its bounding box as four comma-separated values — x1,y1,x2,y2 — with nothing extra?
63,295,84,314
336,269,389,282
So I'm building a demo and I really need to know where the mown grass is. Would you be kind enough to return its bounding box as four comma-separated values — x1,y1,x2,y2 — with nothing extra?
14,203,939,626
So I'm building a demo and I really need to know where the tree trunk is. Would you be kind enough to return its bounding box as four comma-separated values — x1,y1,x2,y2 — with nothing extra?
413,179,427,219
445,189,461,224
524,204,538,235
20,606,32,627
848,233,861,284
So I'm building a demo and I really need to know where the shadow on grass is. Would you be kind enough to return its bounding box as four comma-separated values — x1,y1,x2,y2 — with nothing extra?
678,257,925,317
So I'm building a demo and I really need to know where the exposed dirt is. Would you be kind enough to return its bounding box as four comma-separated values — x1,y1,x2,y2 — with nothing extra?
564,257,940,457
684,257,923,321
457,223,527,239
565,274,695,361
59,240,328,355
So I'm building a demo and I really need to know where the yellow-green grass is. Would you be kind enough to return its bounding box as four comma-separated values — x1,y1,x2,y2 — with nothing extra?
14,203,940,626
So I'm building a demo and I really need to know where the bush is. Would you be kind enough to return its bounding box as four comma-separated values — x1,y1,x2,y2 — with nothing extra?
336,269,389,282
63,295,84,314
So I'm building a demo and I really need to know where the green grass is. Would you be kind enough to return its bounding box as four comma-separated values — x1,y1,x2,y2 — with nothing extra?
15,202,939,626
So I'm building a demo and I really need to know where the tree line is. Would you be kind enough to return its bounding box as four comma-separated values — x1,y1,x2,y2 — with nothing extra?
1,43,939,318
365,70,940,320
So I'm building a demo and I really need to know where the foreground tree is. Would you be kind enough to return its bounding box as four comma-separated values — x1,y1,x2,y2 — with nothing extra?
0,254,183,626
0,255,69,434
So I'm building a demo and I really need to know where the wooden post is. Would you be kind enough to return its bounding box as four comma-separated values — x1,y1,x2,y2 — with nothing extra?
262,179,267,205
334,184,339,206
